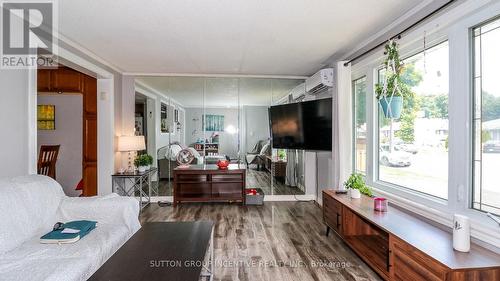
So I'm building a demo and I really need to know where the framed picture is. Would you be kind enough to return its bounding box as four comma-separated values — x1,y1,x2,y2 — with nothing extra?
37,105,55,130
160,102,168,133
203,114,224,131
135,117,144,135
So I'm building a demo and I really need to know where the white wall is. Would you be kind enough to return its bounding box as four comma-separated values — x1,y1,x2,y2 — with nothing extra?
118,76,136,171
0,69,31,177
242,106,269,153
0,41,119,199
185,107,240,158
37,95,82,196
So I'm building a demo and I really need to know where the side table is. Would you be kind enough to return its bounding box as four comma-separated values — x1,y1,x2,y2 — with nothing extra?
112,168,158,210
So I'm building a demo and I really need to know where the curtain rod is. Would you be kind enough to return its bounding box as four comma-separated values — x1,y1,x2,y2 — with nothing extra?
343,0,456,67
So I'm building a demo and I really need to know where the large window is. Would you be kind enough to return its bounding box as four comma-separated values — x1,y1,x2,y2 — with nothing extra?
353,77,367,174
377,41,449,199
473,18,500,215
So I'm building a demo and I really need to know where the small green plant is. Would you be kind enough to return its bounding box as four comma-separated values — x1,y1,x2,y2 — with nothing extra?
277,149,286,161
134,154,151,167
344,173,373,197
145,154,153,165
375,40,414,101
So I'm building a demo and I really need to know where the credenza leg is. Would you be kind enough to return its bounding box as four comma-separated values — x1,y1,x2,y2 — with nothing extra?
326,226,330,237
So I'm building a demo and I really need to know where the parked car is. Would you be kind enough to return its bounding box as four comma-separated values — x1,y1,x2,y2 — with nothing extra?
395,143,419,154
379,145,412,167
483,141,500,153
392,139,419,154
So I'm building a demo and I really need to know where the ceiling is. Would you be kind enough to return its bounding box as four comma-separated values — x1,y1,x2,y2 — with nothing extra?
136,77,304,107
59,0,422,76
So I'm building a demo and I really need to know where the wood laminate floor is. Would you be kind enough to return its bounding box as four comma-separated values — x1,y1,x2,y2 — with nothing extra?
140,202,380,281
246,168,305,195
156,168,305,196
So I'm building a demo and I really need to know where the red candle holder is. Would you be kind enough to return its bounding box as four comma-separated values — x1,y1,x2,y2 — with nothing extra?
374,197,388,212
216,159,229,169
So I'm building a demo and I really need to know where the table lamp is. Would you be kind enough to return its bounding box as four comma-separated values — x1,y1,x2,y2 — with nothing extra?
118,135,146,172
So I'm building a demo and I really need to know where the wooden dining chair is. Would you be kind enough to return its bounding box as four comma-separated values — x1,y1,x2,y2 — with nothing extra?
38,145,60,179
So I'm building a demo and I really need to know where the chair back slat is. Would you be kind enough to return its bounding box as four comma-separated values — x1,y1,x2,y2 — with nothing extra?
38,145,60,179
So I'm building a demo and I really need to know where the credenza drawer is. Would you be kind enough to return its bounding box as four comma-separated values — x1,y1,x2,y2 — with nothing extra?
177,174,209,182
323,194,342,214
212,183,243,199
212,174,243,182
324,211,342,232
323,194,342,235
177,183,211,198
391,237,448,281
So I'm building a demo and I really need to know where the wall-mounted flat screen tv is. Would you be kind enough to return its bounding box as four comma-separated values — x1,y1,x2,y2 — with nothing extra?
269,98,332,151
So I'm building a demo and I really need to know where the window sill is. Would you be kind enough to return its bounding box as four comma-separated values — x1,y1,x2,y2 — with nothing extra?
372,186,500,251
372,180,448,207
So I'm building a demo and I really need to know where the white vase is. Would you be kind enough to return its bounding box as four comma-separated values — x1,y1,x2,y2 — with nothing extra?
138,166,147,173
350,189,361,199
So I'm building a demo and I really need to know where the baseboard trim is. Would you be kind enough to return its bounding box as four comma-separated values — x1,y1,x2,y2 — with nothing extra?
149,195,317,203
264,195,316,201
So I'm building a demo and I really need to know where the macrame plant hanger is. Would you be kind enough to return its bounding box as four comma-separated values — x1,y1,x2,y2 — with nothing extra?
381,39,403,119
380,39,402,153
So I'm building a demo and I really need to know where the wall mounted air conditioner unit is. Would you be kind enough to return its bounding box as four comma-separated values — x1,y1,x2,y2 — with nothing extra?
290,82,306,101
275,82,306,105
305,68,334,94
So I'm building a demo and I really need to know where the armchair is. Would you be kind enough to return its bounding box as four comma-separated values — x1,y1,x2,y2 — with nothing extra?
245,139,270,170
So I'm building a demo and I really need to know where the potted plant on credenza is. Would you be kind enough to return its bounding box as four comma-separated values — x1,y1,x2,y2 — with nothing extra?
344,173,373,199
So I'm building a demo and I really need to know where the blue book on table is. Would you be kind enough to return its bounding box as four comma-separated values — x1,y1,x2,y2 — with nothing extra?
40,220,97,244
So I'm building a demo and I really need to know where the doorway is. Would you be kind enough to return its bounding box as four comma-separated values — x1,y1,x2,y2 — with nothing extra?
135,92,157,157
37,66,98,196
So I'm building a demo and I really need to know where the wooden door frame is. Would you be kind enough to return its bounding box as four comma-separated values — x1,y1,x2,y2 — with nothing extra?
81,73,98,196
37,67,98,196
29,48,115,196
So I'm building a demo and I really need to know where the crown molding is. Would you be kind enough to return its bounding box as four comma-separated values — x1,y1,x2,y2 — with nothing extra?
135,80,185,108
125,72,307,79
55,33,124,74
324,0,440,64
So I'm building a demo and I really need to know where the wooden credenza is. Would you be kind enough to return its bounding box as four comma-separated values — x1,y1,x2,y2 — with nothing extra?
322,190,500,281
173,164,246,205
263,156,287,181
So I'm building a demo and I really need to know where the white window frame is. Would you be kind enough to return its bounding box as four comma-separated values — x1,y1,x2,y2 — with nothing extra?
349,0,500,248
471,16,500,216
352,76,367,175
374,40,449,202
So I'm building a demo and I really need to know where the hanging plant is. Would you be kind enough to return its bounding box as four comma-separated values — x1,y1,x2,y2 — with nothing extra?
375,40,413,119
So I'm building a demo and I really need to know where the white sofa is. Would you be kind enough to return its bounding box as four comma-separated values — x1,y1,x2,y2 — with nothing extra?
0,175,141,281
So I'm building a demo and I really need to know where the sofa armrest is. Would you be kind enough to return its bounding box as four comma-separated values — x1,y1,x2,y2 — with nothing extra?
57,194,141,233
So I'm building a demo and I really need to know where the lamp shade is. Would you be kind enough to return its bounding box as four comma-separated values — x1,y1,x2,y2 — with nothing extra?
118,135,145,152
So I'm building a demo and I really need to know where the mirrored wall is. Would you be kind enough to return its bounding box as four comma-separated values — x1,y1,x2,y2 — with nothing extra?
135,76,307,197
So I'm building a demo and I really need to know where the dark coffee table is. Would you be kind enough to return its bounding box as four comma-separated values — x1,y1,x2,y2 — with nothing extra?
89,222,214,281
